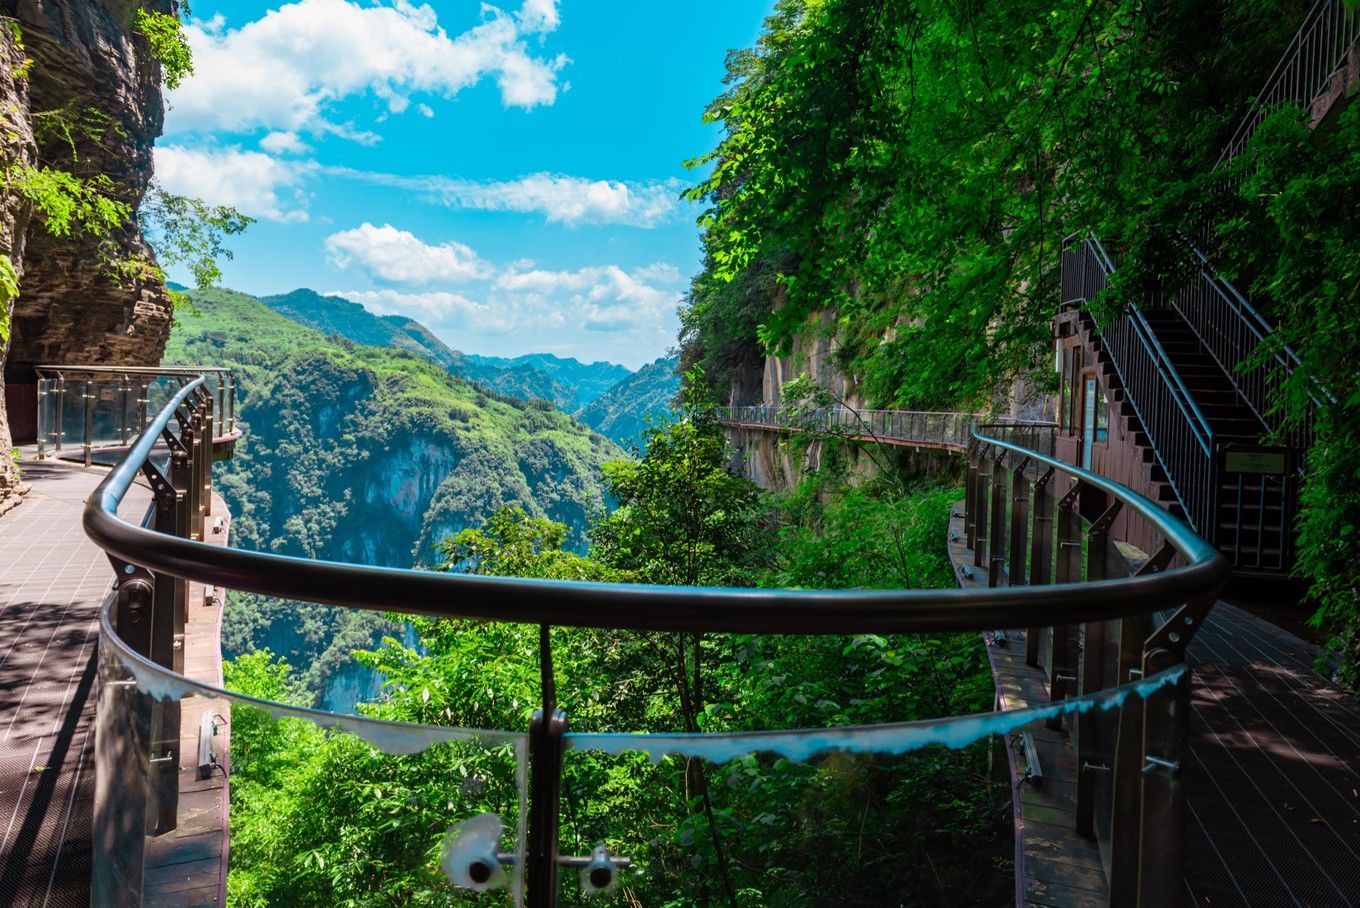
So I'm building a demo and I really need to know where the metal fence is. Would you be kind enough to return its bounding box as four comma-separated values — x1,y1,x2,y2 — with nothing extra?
33,365,237,466
85,374,1227,907
1216,0,1360,165
715,405,1056,456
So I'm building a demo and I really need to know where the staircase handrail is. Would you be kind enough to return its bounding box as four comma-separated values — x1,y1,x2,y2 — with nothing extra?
1216,0,1360,166
1083,236,1214,459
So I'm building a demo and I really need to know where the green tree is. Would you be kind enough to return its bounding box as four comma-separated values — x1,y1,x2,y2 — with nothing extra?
591,368,769,587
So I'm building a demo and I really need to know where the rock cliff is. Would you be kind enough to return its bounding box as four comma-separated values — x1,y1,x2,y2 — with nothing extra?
0,0,174,506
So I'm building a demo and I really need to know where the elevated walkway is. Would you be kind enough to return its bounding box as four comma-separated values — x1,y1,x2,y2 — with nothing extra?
0,459,150,906
0,455,233,907
949,511,1360,907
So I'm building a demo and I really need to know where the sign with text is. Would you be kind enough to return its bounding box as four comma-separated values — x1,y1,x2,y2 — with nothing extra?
1223,449,1288,475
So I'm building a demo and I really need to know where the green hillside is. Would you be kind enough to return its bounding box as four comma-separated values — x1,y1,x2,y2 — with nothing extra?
165,287,621,704
259,288,601,409
578,355,681,449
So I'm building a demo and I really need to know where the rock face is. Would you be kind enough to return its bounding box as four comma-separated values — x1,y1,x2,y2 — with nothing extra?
0,27,36,506
0,0,174,506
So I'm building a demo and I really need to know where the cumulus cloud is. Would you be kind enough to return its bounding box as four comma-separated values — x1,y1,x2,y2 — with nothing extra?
154,145,313,222
326,225,684,339
325,223,494,284
331,168,686,227
166,0,567,139
336,288,492,327
259,131,311,155
490,262,684,333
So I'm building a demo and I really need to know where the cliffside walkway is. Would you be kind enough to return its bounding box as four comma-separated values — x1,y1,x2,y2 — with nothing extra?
0,457,150,906
948,512,1360,907
722,409,1360,904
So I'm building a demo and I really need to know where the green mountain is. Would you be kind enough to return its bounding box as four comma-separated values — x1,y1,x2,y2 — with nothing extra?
165,287,621,706
259,288,609,410
466,351,631,407
578,356,681,450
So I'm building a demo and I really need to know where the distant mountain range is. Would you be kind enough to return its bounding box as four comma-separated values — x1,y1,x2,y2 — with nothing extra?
577,355,681,451
258,288,679,447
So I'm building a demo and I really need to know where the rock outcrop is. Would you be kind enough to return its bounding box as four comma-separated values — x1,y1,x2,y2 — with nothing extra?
0,0,174,507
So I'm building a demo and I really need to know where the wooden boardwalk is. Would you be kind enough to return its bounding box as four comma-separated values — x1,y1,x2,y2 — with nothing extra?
949,511,1360,907
0,460,150,907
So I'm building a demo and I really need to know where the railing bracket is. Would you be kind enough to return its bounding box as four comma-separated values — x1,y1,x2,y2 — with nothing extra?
1142,755,1180,776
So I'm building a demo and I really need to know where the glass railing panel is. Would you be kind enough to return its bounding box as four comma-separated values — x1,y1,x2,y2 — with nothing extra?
95,605,528,907
557,664,1184,902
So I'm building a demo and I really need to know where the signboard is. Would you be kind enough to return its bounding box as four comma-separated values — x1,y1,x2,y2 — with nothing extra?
1223,449,1288,475
98,388,116,402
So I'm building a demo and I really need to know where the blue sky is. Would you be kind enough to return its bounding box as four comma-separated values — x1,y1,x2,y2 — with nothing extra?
156,0,773,369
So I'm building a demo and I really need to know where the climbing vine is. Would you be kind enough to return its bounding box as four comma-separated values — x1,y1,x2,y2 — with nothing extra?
133,7,194,90
682,0,1308,409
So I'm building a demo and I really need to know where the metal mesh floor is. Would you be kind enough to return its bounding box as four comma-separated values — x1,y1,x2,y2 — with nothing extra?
0,461,151,907
1184,603,1360,908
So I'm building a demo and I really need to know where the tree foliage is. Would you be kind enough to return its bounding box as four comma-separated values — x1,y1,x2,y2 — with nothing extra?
222,376,1008,904
681,0,1307,408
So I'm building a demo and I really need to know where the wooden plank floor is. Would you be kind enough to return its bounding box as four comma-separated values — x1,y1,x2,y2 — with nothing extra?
1182,603,1360,908
948,511,1107,908
0,459,151,907
949,508,1360,907
142,493,232,908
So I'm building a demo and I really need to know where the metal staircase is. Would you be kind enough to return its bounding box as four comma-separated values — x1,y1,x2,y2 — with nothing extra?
1061,0,1355,574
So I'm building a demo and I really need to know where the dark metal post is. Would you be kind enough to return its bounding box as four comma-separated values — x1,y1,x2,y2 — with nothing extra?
1136,646,1191,908
526,624,564,907
83,381,95,468
989,456,1007,586
53,378,65,452
138,382,149,434
1049,482,1084,722
1009,459,1031,585
1075,502,1123,838
973,462,990,570
120,378,131,445
1107,544,1175,905
965,450,979,552
227,372,236,435
1025,468,1053,667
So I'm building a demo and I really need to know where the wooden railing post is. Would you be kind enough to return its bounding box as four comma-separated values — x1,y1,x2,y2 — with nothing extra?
989,455,1007,586
1009,459,1031,586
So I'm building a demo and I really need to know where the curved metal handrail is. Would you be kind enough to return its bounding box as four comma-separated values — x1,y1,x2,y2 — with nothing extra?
86,380,1227,637
1085,237,1215,458
84,373,1230,907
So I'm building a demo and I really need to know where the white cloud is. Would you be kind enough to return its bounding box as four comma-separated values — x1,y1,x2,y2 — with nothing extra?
493,263,682,333
325,223,494,284
167,0,567,139
330,168,686,227
335,288,492,327
330,248,682,339
154,145,313,222
259,131,311,155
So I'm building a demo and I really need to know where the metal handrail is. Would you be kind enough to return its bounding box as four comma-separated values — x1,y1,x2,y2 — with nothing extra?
715,405,1055,455
86,376,1229,906
1216,0,1360,166
35,364,234,376
1088,238,1215,457
86,395,1223,632
34,364,238,466
1061,235,1219,535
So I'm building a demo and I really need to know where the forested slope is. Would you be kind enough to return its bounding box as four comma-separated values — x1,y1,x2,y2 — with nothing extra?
577,355,680,449
165,287,620,703
680,0,1360,682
